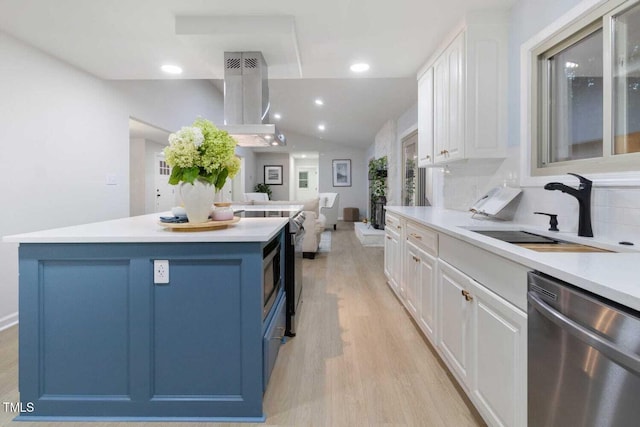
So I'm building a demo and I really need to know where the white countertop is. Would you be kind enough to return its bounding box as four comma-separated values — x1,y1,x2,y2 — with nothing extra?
234,204,303,211
2,212,288,244
386,206,640,311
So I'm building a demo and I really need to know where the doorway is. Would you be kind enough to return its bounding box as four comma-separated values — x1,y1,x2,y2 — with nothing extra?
295,166,318,200
129,118,172,216
154,154,175,212
401,130,429,206
292,153,319,200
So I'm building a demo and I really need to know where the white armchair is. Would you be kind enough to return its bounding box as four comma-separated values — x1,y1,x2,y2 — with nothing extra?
243,192,269,202
319,192,340,230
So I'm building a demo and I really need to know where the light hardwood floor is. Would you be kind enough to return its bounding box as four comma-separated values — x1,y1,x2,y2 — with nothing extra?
0,222,484,427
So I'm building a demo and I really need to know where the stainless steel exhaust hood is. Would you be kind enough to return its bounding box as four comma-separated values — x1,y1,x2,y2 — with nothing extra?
219,52,286,147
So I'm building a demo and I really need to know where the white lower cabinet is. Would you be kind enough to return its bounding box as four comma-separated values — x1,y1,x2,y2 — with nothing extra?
384,227,400,296
384,215,403,299
437,260,472,385
438,259,526,427
404,241,437,344
469,277,526,427
416,249,437,344
383,213,527,427
404,242,421,317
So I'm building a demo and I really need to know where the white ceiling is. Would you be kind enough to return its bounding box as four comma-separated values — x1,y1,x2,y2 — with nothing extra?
0,0,514,148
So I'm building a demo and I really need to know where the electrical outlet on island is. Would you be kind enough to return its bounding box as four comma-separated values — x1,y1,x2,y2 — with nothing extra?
154,260,169,284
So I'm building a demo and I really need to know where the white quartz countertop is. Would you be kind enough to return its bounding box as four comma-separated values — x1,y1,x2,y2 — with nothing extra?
385,206,640,311
2,213,288,244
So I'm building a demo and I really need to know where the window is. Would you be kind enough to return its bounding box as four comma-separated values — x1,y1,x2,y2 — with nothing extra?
298,171,308,189
159,160,170,176
531,0,640,176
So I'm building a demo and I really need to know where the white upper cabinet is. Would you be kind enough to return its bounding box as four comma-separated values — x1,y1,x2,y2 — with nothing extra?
417,12,508,165
417,68,434,166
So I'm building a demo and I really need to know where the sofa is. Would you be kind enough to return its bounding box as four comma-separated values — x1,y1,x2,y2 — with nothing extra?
319,192,340,230
258,198,326,259
243,192,269,202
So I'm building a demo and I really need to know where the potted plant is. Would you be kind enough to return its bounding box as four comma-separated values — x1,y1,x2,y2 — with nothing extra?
253,183,272,199
368,156,388,229
368,156,388,179
163,118,240,223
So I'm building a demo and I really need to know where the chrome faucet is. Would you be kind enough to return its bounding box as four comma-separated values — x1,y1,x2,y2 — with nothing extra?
543,173,593,237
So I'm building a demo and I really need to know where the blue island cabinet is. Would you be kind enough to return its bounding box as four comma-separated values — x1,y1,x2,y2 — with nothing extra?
17,235,282,422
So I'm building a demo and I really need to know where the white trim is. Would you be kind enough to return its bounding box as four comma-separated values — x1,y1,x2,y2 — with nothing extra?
520,0,640,187
417,20,466,79
398,124,418,141
0,312,18,332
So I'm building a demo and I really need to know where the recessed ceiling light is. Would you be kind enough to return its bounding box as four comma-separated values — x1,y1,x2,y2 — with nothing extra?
265,135,273,140
350,63,370,73
161,64,183,74
271,141,279,146
302,154,307,158
318,124,326,131
314,99,324,106
273,113,282,120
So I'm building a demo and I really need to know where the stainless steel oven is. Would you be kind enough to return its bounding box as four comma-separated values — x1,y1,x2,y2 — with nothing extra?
262,238,281,319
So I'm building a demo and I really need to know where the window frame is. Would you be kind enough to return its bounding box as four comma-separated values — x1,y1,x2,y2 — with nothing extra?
523,0,640,185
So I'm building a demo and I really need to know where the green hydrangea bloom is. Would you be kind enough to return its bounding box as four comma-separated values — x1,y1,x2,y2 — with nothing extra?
164,118,239,189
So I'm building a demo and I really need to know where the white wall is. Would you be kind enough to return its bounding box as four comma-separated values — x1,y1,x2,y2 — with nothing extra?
253,131,369,216
318,147,367,219
368,102,419,216
254,153,291,201
236,146,257,194
0,32,225,330
130,138,146,216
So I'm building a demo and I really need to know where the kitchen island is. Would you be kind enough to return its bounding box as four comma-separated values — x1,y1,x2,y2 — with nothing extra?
3,213,289,422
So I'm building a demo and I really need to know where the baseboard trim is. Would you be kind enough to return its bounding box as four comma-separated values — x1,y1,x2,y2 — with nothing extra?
0,312,18,331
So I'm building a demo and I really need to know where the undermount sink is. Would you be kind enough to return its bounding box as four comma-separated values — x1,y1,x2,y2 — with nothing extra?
470,230,613,253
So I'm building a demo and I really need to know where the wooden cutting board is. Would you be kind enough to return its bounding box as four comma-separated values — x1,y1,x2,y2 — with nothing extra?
515,243,612,253
159,216,240,232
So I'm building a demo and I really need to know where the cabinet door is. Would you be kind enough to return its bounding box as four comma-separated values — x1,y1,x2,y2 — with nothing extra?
469,279,527,427
404,242,421,317
384,229,400,296
418,68,434,167
437,260,472,387
417,248,437,344
446,32,465,162
433,54,449,164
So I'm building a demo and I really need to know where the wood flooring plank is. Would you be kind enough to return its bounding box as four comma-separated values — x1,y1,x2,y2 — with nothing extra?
0,222,485,427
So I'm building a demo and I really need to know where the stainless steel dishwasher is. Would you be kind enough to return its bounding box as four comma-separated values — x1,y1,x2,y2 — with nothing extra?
528,271,640,427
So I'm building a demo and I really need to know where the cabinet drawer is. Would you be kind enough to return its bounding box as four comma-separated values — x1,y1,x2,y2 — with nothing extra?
385,213,402,232
439,234,528,311
263,291,286,391
406,221,438,256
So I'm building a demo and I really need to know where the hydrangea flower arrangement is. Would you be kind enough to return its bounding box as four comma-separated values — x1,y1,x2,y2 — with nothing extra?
164,118,241,190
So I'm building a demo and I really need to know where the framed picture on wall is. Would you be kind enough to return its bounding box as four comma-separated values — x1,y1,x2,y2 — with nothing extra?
332,159,351,187
264,165,283,185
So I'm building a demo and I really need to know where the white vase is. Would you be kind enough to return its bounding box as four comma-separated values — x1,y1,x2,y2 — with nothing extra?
178,179,216,223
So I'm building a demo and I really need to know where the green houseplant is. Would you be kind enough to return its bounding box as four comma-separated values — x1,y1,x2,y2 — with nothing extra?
368,156,388,229
253,183,273,199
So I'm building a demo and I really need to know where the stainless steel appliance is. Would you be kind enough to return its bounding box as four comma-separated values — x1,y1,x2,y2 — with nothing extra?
262,238,281,319
528,271,640,427
285,212,305,336
239,209,305,336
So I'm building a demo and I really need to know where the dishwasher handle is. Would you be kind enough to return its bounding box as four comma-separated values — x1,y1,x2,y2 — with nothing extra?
528,291,640,375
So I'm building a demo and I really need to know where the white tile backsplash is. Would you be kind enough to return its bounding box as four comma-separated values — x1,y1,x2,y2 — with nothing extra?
442,146,640,243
